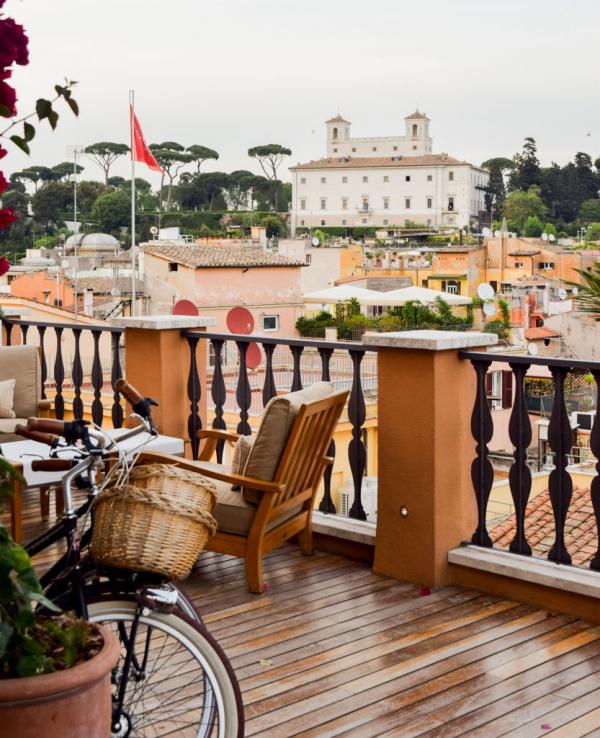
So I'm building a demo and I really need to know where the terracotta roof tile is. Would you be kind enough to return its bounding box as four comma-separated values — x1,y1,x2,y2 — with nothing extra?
290,154,476,170
141,243,304,269
491,486,597,567
524,327,561,340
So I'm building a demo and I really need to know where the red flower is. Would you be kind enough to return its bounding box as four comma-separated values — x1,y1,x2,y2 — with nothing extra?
0,17,29,67
0,70,17,117
0,208,17,229
0,171,7,194
0,146,6,161
419,586,432,596
0,256,10,277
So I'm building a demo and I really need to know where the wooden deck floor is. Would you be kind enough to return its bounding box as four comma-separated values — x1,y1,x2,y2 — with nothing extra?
12,487,600,737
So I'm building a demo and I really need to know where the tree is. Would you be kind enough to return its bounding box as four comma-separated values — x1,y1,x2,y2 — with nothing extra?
481,157,514,216
85,142,130,183
522,215,544,237
186,145,219,173
585,223,600,242
149,142,192,211
12,165,54,192
261,214,286,238
567,261,600,319
225,170,258,210
76,180,110,214
579,199,600,223
91,189,130,233
31,181,71,228
51,161,84,181
509,137,542,192
502,186,547,232
544,222,557,236
248,144,291,211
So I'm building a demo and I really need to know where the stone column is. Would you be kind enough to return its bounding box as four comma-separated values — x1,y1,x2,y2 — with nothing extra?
363,330,497,586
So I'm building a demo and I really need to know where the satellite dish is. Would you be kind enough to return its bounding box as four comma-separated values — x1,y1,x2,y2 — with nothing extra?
311,237,320,247
477,283,495,301
558,288,567,301
173,299,199,316
150,226,159,236
494,230,500,238
246,342,262,370
527,342,539,356
483,302,496,317
541,233,549,241
226,306,254,335
110,287,121,297
572,287,579,296
549,233,556,242
481,227,491,238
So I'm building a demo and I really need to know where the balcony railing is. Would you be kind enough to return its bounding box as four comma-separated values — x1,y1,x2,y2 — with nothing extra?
462,350,600,569
183,330,378,520
1,317,125,427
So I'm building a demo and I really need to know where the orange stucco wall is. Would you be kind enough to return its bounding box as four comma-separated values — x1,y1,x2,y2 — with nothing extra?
10,271,74,308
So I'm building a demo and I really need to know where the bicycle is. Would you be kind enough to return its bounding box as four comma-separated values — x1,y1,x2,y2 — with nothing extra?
17,379,244,738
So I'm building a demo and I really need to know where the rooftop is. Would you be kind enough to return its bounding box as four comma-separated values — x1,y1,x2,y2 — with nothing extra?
291,154,481,171
524,327,561,340
405,109,430,120
141,243,305,269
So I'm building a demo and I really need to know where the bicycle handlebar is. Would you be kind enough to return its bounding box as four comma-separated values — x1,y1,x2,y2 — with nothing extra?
15,424,58,446
27,417,65,435
114,378,144,406
31,458,75,472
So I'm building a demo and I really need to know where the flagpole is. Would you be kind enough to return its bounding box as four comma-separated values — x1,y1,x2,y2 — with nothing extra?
129,89,137,316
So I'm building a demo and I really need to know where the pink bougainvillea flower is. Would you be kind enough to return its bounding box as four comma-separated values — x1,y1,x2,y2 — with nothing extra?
0,146,7,161
0,256,10,277
0,17,29,67
541,724,552,731
0,70,17,116
419,586,432,596
0,171,8,194
262,583,270,593
0,208,17,229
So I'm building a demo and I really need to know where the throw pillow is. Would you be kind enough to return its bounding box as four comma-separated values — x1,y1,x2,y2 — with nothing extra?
0,378,16,419
231,435,255,490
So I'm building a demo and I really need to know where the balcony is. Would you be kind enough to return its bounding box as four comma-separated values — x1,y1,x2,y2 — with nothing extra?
3,314,600,734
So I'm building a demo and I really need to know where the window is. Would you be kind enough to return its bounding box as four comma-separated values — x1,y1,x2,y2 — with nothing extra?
427,174,432,181
168,262,178,272
449,171,454,181
320,198,326,210
426,219,431,226
321,177,326,183
362,218,367,224
362,176,368,183
405,175,411,182
300,177,306,184
393,146,398,151
305,254,312,265
352,147,356,152
412,124,418,137
405,198,411,209
261,315,279,332
383,219,388,225
332,127,338,140
383,197,389,209
300,198,306,210
342,197,348,210
341,219,347,225
448,196,454,211
427,197,432,209
383,175,389,182
442,280,461,295
412,146,417,150
342,176,348,183
321,219,326,226
300,219,305,226
362,199,369,211
333,148,338,153
372,146,377,152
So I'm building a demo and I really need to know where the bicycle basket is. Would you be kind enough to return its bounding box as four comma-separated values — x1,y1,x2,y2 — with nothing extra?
91,463,217,579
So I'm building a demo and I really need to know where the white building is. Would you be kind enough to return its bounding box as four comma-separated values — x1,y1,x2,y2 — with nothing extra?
290,111,489,233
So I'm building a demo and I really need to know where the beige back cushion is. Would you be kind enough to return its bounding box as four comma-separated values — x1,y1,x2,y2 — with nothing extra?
0,378,16,419
242,381,333,504
0,345,40,418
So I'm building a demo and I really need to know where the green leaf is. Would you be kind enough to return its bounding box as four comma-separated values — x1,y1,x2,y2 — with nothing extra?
28,590,61,613
36,98,52,120
21,634,44,655
0,623,12,660
47,110,59,130
10,136,30,155
17,654,54,677
67,97,79,116
23,122,35,142
0,103,11,118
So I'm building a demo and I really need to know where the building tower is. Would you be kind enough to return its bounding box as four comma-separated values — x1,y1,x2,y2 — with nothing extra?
404,111,432,155
325,114,351,157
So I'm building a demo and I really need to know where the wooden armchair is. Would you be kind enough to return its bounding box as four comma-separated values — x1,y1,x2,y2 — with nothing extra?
194,388,348,592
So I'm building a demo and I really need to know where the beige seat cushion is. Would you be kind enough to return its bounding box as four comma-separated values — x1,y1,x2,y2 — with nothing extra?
197,462,301,536
0,418,27,445
242,382,333,504
0,346,40,418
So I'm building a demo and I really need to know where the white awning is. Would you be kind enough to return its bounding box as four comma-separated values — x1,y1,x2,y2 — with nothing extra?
303,285,384,304
359,286,472,307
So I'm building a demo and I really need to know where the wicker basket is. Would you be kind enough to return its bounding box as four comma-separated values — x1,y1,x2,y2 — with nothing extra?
91,464,218,579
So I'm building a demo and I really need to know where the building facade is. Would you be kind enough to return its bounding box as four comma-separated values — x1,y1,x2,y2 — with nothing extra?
290,111,489,233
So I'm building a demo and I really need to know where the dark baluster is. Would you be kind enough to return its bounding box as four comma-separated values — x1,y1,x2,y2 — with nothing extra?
90,330,104,426
211,339,227,463
236,341,251,435
37,325,47,399
21,324,29,343
348,350,366,520
318,347,336,514
262,342,277,406
186,334,202,459
111,332,124,428
507,363,533,555
4,321,12,345
470,360,494,546
71,328,84,420
589,371,600,570
290,345,304,392
547,366,573,564
53,327,65,420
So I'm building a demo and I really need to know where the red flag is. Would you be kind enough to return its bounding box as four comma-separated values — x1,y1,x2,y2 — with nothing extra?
130,106,162,172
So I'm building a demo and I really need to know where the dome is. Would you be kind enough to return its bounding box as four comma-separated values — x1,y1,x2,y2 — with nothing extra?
64,232,120,254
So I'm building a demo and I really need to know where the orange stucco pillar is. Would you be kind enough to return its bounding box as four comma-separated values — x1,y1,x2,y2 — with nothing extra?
114,316,215,451
363,330,497,587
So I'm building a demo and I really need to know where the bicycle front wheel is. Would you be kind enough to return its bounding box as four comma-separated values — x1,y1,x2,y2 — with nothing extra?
87,599,243,738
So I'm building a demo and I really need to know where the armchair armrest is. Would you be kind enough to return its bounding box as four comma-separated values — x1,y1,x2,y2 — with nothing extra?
197,429,239,462
197,464,284,496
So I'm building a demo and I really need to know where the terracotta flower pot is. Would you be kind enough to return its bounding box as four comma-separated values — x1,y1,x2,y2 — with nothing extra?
0,625,119,738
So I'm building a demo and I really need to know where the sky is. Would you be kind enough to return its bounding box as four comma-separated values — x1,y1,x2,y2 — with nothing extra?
4,0,600,186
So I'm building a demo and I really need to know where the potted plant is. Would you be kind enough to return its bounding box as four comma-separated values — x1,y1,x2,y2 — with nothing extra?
0,459,119,738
